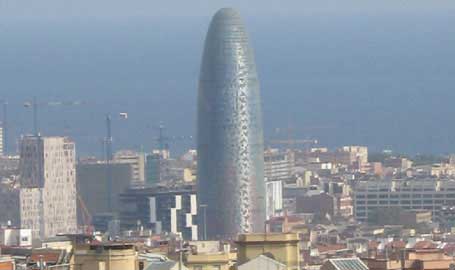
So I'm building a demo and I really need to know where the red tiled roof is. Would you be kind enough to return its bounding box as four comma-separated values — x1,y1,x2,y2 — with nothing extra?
414,240,437,249
386,240,406,249
368,241,379,249
30,253,60,263
316,243,347,253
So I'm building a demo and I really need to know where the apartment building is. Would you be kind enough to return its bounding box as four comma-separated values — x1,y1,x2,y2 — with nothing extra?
19,136,77,239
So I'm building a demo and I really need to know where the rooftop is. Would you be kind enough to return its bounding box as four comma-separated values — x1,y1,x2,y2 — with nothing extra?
325,258,369,270
236,233,299,243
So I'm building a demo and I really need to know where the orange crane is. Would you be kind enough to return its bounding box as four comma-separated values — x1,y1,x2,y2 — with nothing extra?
77,194,94,235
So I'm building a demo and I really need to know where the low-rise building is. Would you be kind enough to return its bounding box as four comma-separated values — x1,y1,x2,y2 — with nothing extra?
0,227,32,247
72,243,137,270
185,253,232,270
236,233,300,270
0,256,14,270
237,254,286,270
363,248,455,270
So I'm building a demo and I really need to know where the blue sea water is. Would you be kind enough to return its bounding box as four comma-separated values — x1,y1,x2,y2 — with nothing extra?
1,11,454,156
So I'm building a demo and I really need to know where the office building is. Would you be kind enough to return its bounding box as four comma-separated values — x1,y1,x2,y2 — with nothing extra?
19,136,77,239
119,185,198,240
114,150,145,183
197,8,265,239
77,160,132,216
353,179,455,222
146,152,161,184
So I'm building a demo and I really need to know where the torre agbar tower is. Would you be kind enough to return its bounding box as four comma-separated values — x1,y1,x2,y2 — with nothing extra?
197,8,266,239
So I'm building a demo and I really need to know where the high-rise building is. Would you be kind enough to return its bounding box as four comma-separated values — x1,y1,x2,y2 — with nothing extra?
197,8,265,238
19,136,77,239
146,152,162,185
266,180,283,219
77,160,132,217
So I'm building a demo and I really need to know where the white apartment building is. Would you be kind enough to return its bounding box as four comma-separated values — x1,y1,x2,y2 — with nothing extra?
338,146,368,165
264,149,294,182
19,136,77,239
0,227,32,246
266,180,283,218
353,179,455,222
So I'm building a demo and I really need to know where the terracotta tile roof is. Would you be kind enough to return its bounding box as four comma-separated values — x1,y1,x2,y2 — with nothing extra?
414,240,437,249
316,243,347,253
386,240,406,249
368,241,379,249
30,253,60,263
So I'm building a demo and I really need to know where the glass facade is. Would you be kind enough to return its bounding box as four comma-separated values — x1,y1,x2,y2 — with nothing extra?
197,8,265,238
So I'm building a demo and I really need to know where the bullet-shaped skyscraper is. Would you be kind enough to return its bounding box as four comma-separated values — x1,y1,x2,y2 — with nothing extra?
197,8,265,239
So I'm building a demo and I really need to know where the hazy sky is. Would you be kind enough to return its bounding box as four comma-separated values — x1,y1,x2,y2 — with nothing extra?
2,0,455,20
1,1,455,155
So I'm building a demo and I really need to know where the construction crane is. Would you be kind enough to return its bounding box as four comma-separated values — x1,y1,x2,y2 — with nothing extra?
77,194,94,235
104,113,128,213
23,97,87,136
267,124,334,150
154,122,193,151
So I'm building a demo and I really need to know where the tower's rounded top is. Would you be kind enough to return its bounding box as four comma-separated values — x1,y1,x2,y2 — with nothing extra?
212,8,242,23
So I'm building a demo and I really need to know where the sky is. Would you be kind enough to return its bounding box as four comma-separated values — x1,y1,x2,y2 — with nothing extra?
1,1,455,156
1,0,455,20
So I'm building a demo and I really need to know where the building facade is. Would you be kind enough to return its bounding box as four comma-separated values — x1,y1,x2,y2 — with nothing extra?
77,161,132,217
264,149,295,182
119,185,198,240
146,152,161,184
19,136,77,239
236,233,300,270
197,8,266,239
266,180,283,219
353,179,455,222
114,150,145,183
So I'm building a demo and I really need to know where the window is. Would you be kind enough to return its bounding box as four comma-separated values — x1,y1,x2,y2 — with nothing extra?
193,266,203,270
212,266,221,270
